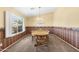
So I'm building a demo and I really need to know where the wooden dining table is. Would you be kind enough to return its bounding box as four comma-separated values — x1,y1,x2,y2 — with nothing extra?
31,29,49,46
31,29,49,40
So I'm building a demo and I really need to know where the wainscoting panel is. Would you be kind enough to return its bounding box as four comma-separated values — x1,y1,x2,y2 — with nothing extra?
25,27,53,34
0,28,27,50
2,32,27,49
0,26,79,51
52,27,79,49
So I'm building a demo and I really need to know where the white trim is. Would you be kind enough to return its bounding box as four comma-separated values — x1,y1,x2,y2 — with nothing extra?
0,35,26,52
53,34,79,51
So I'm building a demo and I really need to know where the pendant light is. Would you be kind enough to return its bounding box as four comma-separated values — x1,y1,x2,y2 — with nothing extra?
38,7,43,28
38,7,40,19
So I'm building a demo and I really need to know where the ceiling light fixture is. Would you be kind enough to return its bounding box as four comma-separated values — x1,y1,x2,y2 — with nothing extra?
36,7,41,20
38,7,41,17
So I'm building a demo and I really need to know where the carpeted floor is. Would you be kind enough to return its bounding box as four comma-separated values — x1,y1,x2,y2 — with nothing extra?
4,34,78,52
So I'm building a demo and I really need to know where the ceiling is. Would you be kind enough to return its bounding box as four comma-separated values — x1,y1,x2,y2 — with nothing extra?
15,7,57,16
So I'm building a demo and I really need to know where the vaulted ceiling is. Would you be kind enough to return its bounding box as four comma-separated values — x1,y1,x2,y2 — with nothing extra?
15,7,57,16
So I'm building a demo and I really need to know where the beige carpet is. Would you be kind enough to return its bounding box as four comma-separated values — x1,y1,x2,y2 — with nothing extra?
4,34,78,52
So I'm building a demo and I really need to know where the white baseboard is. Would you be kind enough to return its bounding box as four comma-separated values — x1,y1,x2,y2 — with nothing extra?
0,35,26,52
53,34,79,52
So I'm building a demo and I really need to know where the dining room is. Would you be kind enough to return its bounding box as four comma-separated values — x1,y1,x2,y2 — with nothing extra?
0,7,79,52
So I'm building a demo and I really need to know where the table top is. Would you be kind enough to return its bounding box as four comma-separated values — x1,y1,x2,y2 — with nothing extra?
31,29,49,36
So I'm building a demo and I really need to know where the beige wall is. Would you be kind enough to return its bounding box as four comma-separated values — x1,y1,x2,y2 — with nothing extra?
1,7,79,28
53,7,79,28
26,7,79,28
0,7,26,28
25,12,54,27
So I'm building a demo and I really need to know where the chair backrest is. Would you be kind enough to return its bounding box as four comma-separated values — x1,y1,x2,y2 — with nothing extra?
36,35,48,40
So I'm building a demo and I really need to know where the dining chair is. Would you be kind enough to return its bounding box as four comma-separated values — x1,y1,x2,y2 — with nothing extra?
35,35,49,47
